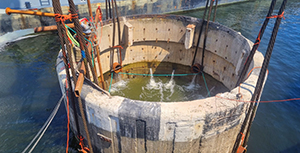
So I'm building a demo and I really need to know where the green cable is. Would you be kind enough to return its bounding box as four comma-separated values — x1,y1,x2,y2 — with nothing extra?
202,73,211,97
85,39,95,67
65,25,80,47
118,72,199,77
66,24,95,66
109,72,113,93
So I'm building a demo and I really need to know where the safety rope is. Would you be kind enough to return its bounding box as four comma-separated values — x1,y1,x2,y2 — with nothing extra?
253,31,261,46
22,93,65,153
236,132,247,153
213,0,218,22
267,11,285,19
251,12,285,47
78,136,91,153
54,13,78,23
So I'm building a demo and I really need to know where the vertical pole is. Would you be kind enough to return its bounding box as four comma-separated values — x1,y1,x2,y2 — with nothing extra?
87,0,93,18
114,0,121,45
68,0,99,86
110,0,116,71
114,0,122,65
95,8,106,89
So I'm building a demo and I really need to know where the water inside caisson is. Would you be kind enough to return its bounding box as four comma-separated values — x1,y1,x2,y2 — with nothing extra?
107,62,229,102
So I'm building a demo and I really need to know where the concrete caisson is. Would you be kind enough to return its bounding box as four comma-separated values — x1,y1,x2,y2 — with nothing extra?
56,14,265,152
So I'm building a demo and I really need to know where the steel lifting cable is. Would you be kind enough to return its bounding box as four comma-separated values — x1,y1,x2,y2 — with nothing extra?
108,0,112,19
52,1,82,151
213,0,218,22
68,0,100,87
235,0,277,87
105,0,109,19
111,0,116,71
201,0,215,69
191,0,210,67
243,0,288,148
114,0,121,47
232,0,288,152
22,93,65,153
233,0,278,149
196,0,215,98
67,0,95,152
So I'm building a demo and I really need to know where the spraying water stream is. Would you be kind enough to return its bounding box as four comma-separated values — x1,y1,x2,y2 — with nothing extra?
109,64,228,102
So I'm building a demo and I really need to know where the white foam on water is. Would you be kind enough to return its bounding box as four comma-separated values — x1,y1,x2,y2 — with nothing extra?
0,29,35,50
110,76,128,94
113,68,205,102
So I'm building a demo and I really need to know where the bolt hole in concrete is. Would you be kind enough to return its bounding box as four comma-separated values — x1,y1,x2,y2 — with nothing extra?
107,62,228,102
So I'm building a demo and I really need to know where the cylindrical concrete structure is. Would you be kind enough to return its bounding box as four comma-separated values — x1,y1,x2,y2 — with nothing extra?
56,14,265,152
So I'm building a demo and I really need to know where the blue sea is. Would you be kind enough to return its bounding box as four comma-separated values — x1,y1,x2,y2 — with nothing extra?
0,0,299,152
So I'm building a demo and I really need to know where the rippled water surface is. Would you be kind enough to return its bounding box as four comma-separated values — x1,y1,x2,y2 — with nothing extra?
0,33,67,152
0,0,299,152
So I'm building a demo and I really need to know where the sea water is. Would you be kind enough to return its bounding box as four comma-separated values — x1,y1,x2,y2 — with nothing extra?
0,33,68,152
0,0,299,152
